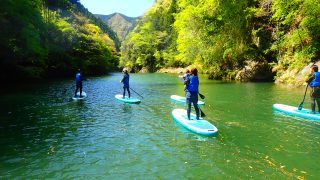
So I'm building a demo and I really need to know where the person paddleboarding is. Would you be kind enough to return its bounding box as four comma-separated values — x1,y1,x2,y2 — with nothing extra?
120,68,130,99
185,68,200,120
74,69,83,97
306,64,320,114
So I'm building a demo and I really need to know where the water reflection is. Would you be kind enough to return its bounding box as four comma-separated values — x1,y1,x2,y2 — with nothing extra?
0,73,319,179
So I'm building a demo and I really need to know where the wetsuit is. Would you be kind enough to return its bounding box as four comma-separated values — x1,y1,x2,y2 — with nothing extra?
75,72,82,97
121,73,130,98
185,75,200,120
307,72,320,113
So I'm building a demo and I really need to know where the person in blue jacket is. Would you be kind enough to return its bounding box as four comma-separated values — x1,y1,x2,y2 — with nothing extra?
306,65,320,114
181,69,190,92
121,68,130,98
183,69,190,81
185,68,200,120
74,69,83,97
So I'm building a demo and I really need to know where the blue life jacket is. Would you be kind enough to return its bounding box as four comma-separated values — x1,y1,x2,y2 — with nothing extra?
76,73,82,82
183,73,190,81
310,72,320,87
186,75,199,92
122,74,130,87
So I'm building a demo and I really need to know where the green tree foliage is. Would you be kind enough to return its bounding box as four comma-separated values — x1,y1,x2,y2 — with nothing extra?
0,0,47,80
271,0,320,84
120,0,178,72
121,0,320,83
0,0,120,81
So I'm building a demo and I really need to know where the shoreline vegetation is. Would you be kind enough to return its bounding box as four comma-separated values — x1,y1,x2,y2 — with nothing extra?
0,0,120,83
119,0,320,87
2,0,320,87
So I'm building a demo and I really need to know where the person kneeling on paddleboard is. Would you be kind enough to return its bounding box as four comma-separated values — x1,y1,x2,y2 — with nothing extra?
306,64,320,114
185,68,200,120
121,68,130,99
74,69,83,97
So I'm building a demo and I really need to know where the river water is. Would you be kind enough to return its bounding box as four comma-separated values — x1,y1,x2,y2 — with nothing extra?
0,73,319,179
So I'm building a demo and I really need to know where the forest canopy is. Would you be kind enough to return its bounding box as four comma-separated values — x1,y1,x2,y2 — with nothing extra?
120,0,320,84
0,0,120,81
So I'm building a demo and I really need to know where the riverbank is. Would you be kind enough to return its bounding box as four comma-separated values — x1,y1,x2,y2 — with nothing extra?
156,61,319,86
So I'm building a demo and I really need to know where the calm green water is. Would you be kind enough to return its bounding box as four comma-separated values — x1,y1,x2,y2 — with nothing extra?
0,73,319,179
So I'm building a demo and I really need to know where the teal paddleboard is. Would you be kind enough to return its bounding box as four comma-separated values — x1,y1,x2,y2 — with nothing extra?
171,109,218,136
115,94,141,104
170,95,205,105
72,91,87,100
273,103,320,121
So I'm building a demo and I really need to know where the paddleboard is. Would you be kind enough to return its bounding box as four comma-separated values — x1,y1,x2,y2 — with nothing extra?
72,91,87,100
115,94,141,104
171,109,218,136
170,95,205,105
273,103,320,121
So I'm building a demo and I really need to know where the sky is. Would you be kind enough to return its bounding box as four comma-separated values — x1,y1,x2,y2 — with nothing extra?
80,0,155,17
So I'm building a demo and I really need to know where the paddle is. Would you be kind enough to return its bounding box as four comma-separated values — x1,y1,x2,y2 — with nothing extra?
130,87,144,99
199,93,205,99
298,85,308,110
199,107,206,117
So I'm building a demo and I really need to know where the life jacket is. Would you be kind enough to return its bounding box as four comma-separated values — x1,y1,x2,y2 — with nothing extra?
122,74,130,87
310,72,320,87
183,73,190,81
76,73,82,82
186,75,199,92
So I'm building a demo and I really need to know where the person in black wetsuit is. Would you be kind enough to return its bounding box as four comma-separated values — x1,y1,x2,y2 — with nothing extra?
74,69,83,97
306,65,320,114
121,69,130,99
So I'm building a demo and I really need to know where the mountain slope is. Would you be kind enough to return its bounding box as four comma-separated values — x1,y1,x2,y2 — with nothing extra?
95,13,138,41
0,0,120,81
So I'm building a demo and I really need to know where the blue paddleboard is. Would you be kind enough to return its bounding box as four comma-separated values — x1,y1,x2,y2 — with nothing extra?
72,91,87,100
115,94,141,104
170,95,205,105
171,109,218,136
273,103,320,121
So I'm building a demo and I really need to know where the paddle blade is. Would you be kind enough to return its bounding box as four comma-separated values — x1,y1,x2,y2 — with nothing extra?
200,108,206,117
199,93,205,99
298,102,303,110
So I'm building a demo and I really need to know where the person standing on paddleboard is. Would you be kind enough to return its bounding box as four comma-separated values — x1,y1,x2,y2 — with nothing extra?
183,69,190,81
185,68,200,120
74,69,83,97
183,69,190,92
306,64,320,114
121,68,130,99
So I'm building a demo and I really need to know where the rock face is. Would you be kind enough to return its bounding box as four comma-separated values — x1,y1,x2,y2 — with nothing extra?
235,60,274,82
275,62,320,86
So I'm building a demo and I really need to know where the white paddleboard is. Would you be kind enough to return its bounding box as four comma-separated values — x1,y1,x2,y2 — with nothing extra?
72,91,87,100
172,109,218,136
115,94,141,104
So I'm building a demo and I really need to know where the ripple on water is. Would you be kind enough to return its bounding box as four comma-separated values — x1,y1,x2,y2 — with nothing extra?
1,74,320,179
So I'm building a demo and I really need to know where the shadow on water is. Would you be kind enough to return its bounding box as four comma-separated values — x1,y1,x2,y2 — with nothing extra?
121,104,132,113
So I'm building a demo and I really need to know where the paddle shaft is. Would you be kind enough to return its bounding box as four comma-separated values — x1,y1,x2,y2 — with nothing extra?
302,85,308,102
298,62,316,109
298,84,309,110
129,87,144,99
